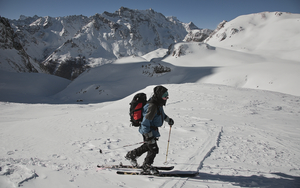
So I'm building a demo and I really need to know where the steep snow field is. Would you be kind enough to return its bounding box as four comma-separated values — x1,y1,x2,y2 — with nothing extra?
1,11,300,188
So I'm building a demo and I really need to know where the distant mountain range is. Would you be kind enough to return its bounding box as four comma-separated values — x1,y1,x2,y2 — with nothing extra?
0,7,212,80
1,9,299,82
1,11,300,103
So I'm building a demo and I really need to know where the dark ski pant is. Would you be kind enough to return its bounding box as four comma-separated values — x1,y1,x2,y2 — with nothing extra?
132,136,159,165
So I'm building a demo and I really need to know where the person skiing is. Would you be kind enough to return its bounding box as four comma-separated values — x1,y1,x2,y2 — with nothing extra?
125,85,174,175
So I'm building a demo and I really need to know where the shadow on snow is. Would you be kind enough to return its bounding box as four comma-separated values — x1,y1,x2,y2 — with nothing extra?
184,171,300,188
0,62,216,104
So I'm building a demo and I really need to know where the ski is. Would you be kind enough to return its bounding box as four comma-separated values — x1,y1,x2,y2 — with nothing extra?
116,171,198,177
97,163,174,171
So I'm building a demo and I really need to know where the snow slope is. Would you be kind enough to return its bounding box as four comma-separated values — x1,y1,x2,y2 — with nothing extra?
205,12,300,62
163,42,300,96
49,41,300,104
0,84,300,188
0,70,71,103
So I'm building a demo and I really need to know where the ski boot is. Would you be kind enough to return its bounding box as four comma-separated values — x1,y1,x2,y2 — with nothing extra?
141,163,159,175
125,151,138,167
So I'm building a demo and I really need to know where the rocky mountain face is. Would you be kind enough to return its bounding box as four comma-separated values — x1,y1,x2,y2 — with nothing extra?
183,28,212,42
1,7,212,80
0,16,40,73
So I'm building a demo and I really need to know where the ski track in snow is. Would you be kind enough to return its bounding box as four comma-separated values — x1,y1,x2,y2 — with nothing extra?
159,126,224,188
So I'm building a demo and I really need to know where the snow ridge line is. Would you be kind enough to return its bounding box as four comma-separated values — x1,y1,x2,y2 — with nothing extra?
197,126,223,171
216,127,223,147
18,172,39,187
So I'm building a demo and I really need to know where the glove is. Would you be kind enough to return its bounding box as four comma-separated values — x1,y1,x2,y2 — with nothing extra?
165,116,174,126
168,118,174,126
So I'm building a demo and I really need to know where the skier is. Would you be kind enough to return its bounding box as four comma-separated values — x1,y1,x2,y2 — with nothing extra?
125,85,174,175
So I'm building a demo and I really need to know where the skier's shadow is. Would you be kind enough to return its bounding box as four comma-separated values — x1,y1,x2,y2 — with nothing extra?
185,171,300,188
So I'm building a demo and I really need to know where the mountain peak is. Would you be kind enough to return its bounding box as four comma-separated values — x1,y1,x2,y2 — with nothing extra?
1,8,211,79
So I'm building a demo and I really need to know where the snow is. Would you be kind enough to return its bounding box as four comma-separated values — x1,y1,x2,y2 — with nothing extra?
205,12,300,62
0,70,71,103
1,11,300,188
1,83,300,187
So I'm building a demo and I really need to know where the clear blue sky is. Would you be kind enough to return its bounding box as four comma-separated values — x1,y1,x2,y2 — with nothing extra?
1,0,299,29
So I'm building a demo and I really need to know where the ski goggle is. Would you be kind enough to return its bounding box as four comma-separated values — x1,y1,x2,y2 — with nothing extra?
162,91,169,99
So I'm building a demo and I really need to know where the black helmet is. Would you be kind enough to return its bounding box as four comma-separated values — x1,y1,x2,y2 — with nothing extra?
152,85,168,106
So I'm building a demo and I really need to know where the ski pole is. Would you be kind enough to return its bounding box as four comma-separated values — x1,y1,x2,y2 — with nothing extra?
164,126,172,164
99,141,144,154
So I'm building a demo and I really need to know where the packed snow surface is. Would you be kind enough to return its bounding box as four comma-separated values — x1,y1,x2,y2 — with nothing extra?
1,84,300,187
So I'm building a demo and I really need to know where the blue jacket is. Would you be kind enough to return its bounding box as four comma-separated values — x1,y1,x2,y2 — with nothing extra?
139,102,167,138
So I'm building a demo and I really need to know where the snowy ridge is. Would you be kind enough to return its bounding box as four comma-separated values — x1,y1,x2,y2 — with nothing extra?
0,7,211,79
205,12,300,61
0,17,41,73
40,7,195,79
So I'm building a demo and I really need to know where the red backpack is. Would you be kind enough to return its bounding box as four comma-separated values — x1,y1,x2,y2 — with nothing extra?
129,93,147,127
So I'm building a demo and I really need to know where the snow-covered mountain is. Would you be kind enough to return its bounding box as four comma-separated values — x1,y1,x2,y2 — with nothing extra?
1,7,211,80
183,28,212,42
0,17,41,73
205,12,300,61
9,15,90,62
1,10,300,103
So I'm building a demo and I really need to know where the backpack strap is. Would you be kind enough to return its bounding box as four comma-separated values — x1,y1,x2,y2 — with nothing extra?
145,103,157,121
